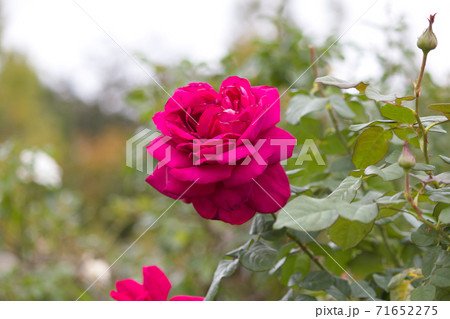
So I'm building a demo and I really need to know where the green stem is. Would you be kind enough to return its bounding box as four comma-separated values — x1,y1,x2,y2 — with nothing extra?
414,52,430,166
327,107,351,155
272,213,328,271
309,45,351,155
286,231,327,271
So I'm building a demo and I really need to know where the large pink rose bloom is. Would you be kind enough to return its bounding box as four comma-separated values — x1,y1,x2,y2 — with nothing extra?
146,76,295,225
111,265,204,301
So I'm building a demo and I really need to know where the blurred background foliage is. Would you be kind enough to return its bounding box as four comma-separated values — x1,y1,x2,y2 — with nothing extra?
0,0,449,300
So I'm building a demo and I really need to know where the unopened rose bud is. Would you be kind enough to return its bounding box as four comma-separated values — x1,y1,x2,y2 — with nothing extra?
398,143,416,171
417,14,437,54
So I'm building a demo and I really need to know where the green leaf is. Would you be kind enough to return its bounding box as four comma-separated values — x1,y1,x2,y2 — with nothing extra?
290,185,309,194
373,273,390,291
329,94,355,119
393,127,420,148
433,202,450,220
277,255,298,286
381,104,416,124
325,277,351,300
285,168,304,175
274,196,340,232
421,115,449,127
204,259,239,300
411,224,439,246
329,218,374,250
327,176,362,202
365,86,397,102
430,194,450,204
315,75,368,93
240,241,278,272
287,230,320,244
352,126,391,169
411,284,436,301
433,172,450,184
438,155,450,164
338,203,378,223
260,221,286,241
439,206,450,224
225,240,252,257
365,163,404,181
286,95,328,125
300,271,334,291
249,215,285,241
294,294,317,301
395,96,415,104
388,268,422,301
436,249,450,267
430,268,450,288
428,103,450,118
413,163,435,171
287,272,303,287
349,120,398,132
422,247,439,277
350,281,376,299
249,215,265,235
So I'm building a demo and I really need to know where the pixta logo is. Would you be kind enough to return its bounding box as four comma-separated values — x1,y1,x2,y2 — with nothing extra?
126,128,161,174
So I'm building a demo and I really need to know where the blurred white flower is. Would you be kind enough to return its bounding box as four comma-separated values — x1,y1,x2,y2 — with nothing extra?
0,141,13,161
0,251,18,276
79,256,111,286
16,149,62,188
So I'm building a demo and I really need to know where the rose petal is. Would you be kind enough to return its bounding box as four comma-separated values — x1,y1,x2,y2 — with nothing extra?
169,295,204,301
170,164,234,184
219,76,255,108
165,84,217,114
197,106,223,138
251,86,281,132
258,127,296,164
111,279,147,301
223,158,267,187
192,197,219,220
164,175,216,198
217,204,256,225
147,137,192,168
145,165,179,200
212,183,253,211
247,163,291,213
142,266,172,301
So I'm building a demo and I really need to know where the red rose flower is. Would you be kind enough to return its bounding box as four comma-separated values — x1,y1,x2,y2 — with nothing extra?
147,76,296,225
110,265,204,301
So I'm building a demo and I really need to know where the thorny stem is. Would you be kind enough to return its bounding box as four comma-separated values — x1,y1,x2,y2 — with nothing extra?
404,172,421,215
414,52,430,166
271,213,328,272
407,210,450,243
286,231,327,272
309,45,351,155
404,171,450,243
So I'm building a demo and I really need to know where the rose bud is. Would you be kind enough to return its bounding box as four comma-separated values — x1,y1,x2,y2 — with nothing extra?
398,142,416,171
417,13,437,54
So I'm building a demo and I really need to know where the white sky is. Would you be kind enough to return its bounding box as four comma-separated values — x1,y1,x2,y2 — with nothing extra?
2,0,450,100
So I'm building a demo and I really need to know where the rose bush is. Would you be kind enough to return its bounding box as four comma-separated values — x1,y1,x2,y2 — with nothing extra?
111,265,204,301
146,76,296,225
